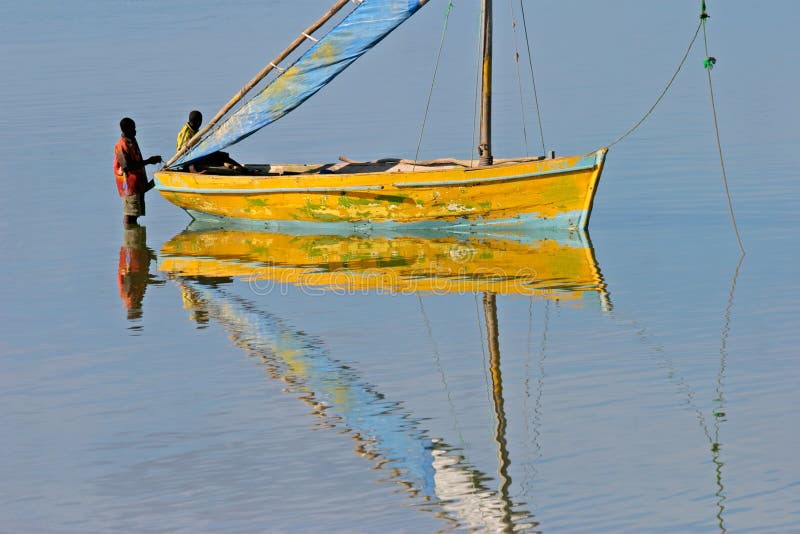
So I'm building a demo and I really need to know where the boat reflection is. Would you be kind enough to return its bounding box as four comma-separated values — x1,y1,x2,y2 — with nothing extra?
159,224,610,307
158,226,611,530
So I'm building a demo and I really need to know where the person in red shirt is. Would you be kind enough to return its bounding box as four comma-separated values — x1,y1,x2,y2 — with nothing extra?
113,117,162,225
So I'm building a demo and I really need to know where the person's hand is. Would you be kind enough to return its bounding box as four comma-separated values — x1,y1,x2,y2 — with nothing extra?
146,155,163,165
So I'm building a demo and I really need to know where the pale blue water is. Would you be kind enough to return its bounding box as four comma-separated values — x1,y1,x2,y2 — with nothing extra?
1,1,799,532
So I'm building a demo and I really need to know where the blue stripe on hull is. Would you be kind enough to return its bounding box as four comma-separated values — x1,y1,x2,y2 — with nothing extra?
185,208,590,235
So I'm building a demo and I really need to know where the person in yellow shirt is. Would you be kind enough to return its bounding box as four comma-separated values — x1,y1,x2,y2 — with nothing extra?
175,110,201,153
176,110,255,174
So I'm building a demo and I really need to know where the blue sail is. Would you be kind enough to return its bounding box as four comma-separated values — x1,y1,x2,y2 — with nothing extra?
173,0,428,168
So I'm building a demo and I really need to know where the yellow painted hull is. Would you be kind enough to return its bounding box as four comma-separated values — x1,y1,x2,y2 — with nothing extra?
158,227,610,304
155,149,607,230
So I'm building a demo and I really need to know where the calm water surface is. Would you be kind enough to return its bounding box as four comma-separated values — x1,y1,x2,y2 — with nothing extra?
1,1,798,532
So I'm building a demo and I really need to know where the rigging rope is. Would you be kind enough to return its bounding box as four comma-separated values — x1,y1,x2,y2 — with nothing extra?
508,0,530,157
519,0,546,155
413,0,454,170
701,2,746,255
471,6,483,167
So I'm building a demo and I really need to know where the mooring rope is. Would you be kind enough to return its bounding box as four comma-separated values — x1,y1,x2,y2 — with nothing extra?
413,0,454,170
604,21,703,150
593,2,744,253
701,1,746,255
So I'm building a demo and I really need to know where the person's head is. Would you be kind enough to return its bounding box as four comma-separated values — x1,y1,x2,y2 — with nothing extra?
188,110,202,130
120,117,136,137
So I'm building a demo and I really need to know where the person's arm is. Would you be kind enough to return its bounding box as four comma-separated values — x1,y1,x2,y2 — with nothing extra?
119,155,162,173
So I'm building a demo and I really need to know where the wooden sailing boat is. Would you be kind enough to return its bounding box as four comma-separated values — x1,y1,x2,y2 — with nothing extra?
155,0,608,230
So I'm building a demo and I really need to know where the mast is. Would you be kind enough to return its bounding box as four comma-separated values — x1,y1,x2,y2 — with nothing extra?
478,0,494,166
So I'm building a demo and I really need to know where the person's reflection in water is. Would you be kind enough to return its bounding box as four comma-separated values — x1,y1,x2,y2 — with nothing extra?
118,224,163,331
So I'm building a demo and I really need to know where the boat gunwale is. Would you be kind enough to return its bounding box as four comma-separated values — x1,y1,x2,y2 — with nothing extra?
155,150,605,195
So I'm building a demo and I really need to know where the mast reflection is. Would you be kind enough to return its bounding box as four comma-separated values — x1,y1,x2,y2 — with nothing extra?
484,292,515,531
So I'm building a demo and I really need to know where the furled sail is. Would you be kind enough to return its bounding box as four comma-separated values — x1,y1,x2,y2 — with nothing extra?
172,0,429,168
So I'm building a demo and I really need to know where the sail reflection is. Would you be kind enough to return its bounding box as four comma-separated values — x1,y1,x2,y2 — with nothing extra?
174,278,537,530
158,226,611,530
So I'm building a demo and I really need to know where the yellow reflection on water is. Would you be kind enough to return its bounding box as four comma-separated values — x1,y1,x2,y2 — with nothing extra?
158,226,610,306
